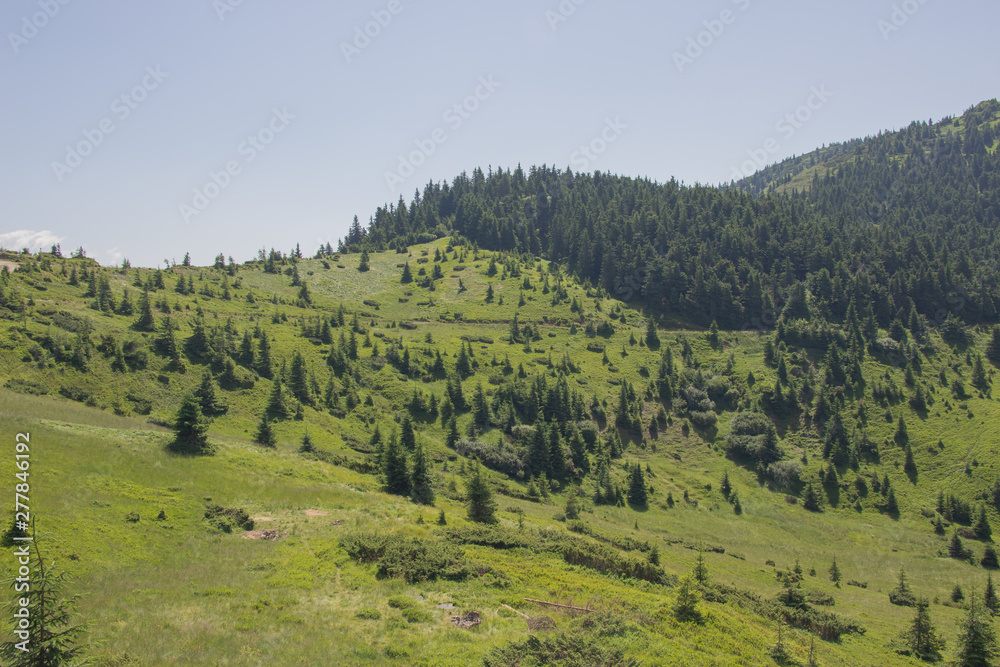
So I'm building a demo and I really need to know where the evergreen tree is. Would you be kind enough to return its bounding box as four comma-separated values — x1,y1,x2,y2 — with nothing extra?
0,539,86,666
829,556,841,587
255,415,276,447
906,598,945,661
975,505,993,540
299,431,315,454
194,368,225,416
955,595,997,667
693,551,709,584
465,461,497,524
358,248,370,272
400,416,416,451
673,575,702,623
382,431,410,496
889,567,916,606
401,261,412,283
170,394,212,455
267,377,290,418
257,332,273,379
987,327,1000,366
410,442,434,505
986,574,999,614
904,442,917,478
135,288,155,330
972,355,990,392
720,470,732,500
803,483,822,512
627,462,647,506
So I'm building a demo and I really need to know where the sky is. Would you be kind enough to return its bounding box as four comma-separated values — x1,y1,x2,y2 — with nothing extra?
1,0,997,268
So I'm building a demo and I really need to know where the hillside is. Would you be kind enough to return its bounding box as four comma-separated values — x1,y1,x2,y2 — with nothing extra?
2,225,1000,664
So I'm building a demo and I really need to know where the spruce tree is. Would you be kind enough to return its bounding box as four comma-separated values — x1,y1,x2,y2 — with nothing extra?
135,288,155,330
0,538,86,666
985,574,999,614
673,575,702,623
410,442,434,505
955,595,997,667
255,415,276,447
401,261,412,283
299,431,315,454
906,598,944,660
381,431,410,496
170,394,212,455
358,248,370,272
987,326,1000,366
829,556,841,587
465,461,497,524
627,462,648,506
194,368,225,416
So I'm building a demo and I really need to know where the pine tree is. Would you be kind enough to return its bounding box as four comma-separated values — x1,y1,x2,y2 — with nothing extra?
894,416,909,446
267,377,289,418
382,431,410,496
465,461,497,524
194,368,225,416
720,471,732,500
673,575,702,623
803,482,822,512
904,442,917,477
627,462,647,506
135,288,155,330
299,431,315,454
889,567,916,606
255,415,276,447
693,551,709,584
829,556,841,587
975,505,993,540
170,394,212,455
955,595,997,667
410,442,434,505
985,574,999,614
401,262,412,283
0,538,86,666
972,355,989,392
987,326,1000,366
906,598,945,660
358,248,370,272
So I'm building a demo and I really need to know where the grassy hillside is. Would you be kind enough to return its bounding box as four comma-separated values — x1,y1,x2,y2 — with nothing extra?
1,239,1000,665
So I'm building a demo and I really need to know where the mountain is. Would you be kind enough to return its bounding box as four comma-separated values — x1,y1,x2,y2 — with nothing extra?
1,101,1000,666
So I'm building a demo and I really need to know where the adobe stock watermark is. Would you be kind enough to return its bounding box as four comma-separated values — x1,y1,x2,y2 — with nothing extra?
570,117,628,172
673,0,751,74
8,0,72,54
877,0,929,40
384,75,501,192
340,0,405,63
545,0,588,32
729,85,834,182
178,107,295,224
51,66,169,183
213,0,248,22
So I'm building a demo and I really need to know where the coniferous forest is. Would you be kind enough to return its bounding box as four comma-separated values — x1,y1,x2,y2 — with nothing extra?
1,100,999,666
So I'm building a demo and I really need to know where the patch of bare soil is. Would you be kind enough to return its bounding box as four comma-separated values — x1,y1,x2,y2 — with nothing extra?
303,509,328,517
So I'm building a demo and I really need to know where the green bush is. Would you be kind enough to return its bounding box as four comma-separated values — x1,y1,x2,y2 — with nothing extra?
340,531,392,563
377,537,470,583
484,632,640,667
401,607,432,623
355,607,381,620
387,596,415,610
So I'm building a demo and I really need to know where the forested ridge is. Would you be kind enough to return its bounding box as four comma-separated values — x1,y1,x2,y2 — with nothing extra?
338,99,1000,330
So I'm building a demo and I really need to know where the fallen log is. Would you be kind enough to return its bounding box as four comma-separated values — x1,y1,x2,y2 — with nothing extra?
523,598,594,613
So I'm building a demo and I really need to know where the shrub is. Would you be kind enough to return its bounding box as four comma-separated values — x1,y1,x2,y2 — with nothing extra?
355,607,381,620
387,596,415,610
726,412,780,465
483,632,640,667
401,607,432,623
340,531,392,563
376,537,470,583
204,505,253,532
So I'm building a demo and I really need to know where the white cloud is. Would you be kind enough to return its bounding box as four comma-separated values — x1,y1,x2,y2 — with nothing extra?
0,229,64,252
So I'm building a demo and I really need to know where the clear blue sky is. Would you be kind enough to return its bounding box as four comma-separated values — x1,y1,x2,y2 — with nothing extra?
1,0,997,267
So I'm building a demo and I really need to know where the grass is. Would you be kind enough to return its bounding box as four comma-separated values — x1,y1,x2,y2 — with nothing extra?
1,241,999,664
